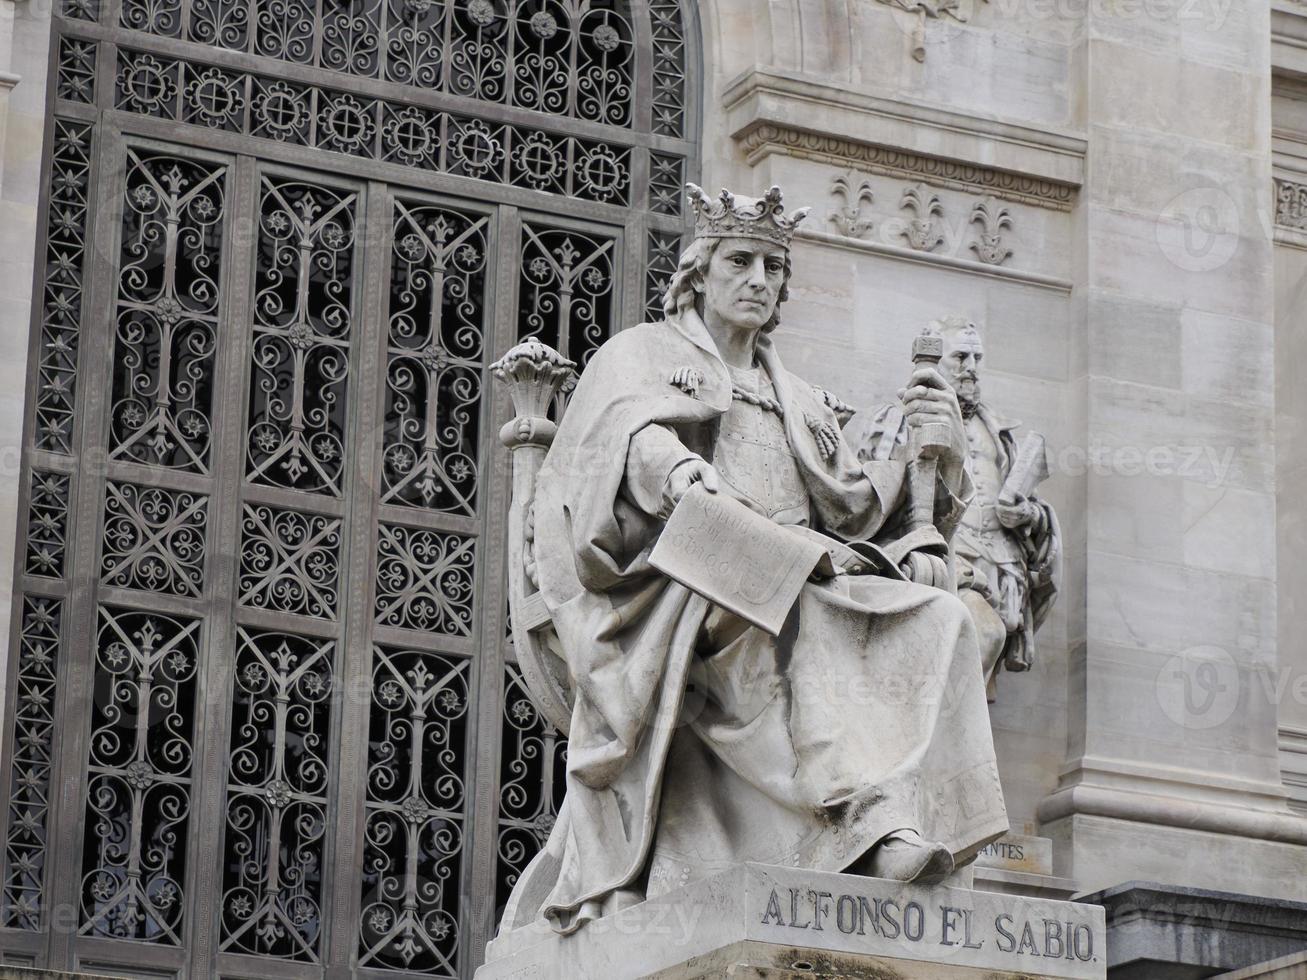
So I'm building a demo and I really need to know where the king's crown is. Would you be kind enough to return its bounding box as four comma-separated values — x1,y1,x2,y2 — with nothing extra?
686,183,810,248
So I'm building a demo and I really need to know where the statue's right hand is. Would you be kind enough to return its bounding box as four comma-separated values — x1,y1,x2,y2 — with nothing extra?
665,459,721,507
661,459,770,519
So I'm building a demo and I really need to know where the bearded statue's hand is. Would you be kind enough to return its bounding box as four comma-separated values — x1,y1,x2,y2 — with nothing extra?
900,366,966,481
997,497,1039,530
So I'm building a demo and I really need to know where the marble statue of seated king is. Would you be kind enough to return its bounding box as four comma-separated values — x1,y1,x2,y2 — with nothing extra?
492,184,1009,943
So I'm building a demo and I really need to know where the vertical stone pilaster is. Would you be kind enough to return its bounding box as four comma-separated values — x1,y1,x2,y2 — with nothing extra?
1041,0,1307,894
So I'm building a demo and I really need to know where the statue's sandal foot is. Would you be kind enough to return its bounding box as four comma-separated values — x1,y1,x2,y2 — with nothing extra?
863,829,954,885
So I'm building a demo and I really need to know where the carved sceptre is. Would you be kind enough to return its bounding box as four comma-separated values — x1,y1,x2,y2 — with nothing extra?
907,328,949,532
893,327,956,591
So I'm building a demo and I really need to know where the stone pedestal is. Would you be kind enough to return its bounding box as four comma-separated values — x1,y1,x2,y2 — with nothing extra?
972,832,1080,902
1080,882,1307,980
477,863,1107,979
0,971,125,979
1217,952,1307,980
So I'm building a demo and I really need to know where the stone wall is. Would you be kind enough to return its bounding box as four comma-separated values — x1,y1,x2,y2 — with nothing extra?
697,0,1084,839
698,0,1307,900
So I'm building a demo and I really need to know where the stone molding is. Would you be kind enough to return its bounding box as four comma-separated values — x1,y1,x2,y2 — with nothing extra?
1080,882,1307,979
1216,951,1307,979
725,68,1084,212
1038,752,1307,846
796,227,1072,292
1038,783,1307,846
1273,1,1307,79
1281,726,1307,814
0,971,127,979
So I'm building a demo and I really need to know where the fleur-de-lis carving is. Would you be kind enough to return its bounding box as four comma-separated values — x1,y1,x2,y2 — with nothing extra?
829,175,875,239
969,195,1014,265
899,182,946,252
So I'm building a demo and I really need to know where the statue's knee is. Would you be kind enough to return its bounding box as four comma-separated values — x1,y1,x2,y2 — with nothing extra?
922,587,970,629
960,588,1007,674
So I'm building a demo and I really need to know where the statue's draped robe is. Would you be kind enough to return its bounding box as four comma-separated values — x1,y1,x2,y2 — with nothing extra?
495,311,1008,942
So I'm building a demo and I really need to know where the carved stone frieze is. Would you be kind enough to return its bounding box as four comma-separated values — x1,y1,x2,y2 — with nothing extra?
820,174,1021,271
739,124,1077,212
1276,177,1307,230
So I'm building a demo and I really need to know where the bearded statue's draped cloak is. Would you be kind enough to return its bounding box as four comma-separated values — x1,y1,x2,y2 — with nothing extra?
492,311,1008,944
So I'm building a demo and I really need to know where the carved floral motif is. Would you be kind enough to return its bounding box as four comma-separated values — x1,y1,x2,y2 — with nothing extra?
969,195,1014,265
899,182,946,252
828,175,875,239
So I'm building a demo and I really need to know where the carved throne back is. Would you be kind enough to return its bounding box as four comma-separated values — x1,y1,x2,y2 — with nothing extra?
491,340,577,735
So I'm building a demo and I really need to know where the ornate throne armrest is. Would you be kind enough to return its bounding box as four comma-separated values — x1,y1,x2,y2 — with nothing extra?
491,340,577,736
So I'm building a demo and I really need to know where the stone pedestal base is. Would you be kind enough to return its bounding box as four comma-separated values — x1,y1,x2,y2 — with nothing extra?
0,971,125,979
1079,882,1307,979
477,863,1107,980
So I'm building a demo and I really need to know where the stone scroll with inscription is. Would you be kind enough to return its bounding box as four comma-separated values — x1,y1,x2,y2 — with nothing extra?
649,485,827,636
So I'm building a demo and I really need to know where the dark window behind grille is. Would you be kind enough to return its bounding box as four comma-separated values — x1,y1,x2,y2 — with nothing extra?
0,1,697,976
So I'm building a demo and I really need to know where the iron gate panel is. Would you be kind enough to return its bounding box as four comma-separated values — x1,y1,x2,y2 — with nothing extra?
0,1,699,976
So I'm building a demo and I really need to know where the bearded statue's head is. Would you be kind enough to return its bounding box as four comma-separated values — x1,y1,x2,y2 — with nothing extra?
932,315,985,413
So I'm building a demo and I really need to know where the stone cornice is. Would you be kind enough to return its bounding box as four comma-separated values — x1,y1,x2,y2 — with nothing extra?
724,68,1085,212
1273,0,1307,79
1282,726,1307,813
1039,753,1307,845
796,227,1073,293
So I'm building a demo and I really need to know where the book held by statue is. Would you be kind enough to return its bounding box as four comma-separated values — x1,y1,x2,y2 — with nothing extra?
648,485,826,635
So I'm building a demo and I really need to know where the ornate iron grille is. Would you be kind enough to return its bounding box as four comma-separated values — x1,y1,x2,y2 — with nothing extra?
0,1,697,976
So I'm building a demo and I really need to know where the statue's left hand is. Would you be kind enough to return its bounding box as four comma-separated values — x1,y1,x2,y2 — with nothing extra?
997,498,1038,530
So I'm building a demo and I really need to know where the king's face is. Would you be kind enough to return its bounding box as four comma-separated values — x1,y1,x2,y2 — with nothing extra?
701,237,787,333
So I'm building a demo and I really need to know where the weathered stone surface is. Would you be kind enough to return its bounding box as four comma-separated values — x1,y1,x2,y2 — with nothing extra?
495,185,1008,938
1217,951,1307,980
0,971,126,979
477,864,1107,980
974,833,1054,877
846,316,1062,700
1079,881,1307,980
